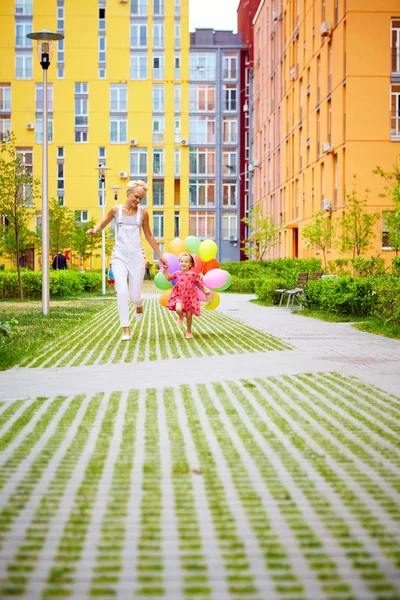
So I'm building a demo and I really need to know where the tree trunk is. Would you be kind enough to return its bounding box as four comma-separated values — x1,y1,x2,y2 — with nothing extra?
15,223,23,301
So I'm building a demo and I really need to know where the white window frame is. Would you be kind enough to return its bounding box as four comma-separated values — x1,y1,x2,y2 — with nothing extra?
223,85,237,112
174,84,181,113
130,148,147,177
190,53,216,80
222,212,237,240
190,84,216,112
174,118,181,143
16,54,33,80
174,22,180,49
174,148,180,177
153,149,164,176
131,0,147,16
223,53,238,80
222,181,237,207
223,151,237,175
75,98,88,127
0,119,11,140
174,53,181,79
152,117,164,143
189,147,215,176
189,211,215,239
189,116,216,144
153,181,164,206
75,131,88,143
130,23,147,48
152,53,164,79
130,53,147,80
391,83,400,140
110,117,127,143
189,180,215,207
153,211,164,239
99,35,106,64
16,21,32,47
152,85,164,112
392,19,400,74
110,84,127,112
174,0,180,16
0,86,11,112
153,23,164,48
36,117,53,144
222,117,237,144
16,0,33,15
57,161,64,191
36,83,54,113
153,0,164,15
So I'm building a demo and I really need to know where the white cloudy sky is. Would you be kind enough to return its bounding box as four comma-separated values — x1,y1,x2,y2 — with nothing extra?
189,0,238,32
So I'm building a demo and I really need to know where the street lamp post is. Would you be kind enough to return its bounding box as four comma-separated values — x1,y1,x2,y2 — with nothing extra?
27,30,64,316
95,165,111,295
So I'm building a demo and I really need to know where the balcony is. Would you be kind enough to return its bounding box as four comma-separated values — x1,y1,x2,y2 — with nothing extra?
391,110,400,139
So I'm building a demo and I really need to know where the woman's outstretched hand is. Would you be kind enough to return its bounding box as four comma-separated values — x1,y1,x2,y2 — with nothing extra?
159,255,168,269
86,228,96,236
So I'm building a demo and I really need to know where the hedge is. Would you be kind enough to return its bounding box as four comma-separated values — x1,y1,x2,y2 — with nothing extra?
0,270,102,299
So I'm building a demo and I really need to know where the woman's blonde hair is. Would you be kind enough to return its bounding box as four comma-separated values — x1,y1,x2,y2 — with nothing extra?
126,179,148,199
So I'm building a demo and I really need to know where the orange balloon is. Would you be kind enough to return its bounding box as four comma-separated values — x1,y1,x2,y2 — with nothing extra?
202,258,219,274
160,288,173,308
167,238,187,256
192,254,203,274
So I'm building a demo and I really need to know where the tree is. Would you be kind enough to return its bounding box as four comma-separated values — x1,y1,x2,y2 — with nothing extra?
0,132,39,300
241,203,281,261
301,210,335,269
71,218,101,268
337,177,380,259
35,198,75,267
375,162,400,256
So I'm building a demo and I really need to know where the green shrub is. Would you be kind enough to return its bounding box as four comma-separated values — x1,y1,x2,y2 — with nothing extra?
350,256,387,278
326,258,351,276
0,269,101,298
303,277,376,317
373,276,400,324
226,275,257,293
391,257,400,275
255,277,289,304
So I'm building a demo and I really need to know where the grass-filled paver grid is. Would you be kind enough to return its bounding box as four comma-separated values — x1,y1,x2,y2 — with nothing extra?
21,298,291,369
0,373,399,599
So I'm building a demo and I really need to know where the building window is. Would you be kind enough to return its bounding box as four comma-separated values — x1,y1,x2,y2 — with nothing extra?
189,84,215,111
391,83,400,140
223,151,237,175
190,53,216,80
0,85,11,113
58,196,64,207
131,23,147,47
153,149,164,175
223,53,238,80
153,54,164,79
0,119,11,141
57,149,65,192
189,116,216,144
57,1,65,79
174,148,180,176
130,148,147,176
391,19,400,74
222,212,237,240
76,210,89,223
16,148,33,205
153,211,164,238
175,53,181,79
153,84,164,112
223,85,237,112
131,0,147,16
36,83,54,143
152,117,164,143
175,0,180,15
189,180,215,207
130,53,147,79
222,181,237,207
99,35,106,68
74,82,88,143
174,118,181,143
16,0,33,15
222,117,237,144
110,118,127,143
174,84,181,113
189,147,216,175
153,23,164,48
16,20,32,47
16,54,33,80
153,182,164,206
174,23,180,49
98,146,106,165
153,0,164,15
110,84,127,112
189,211,215,239
174,211,180,237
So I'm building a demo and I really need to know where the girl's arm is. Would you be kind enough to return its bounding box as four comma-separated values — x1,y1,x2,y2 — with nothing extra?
86,206,117,235
195,274,210,295
163,270,179,282
142,209,168,268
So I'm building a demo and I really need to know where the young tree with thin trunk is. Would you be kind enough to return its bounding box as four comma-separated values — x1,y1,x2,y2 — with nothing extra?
71,218,101,268
374,162,400,256
35,198,75,267
241,203,281,261
0,132,38,300
337,176,380,259
301,210,335,269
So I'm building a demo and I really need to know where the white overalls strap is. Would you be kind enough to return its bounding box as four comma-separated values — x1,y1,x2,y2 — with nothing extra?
135,206,142,228
115,204,123,241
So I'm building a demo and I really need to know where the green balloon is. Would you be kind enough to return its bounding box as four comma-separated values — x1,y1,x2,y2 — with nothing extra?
184,235,201,254
154,272,173,291
214,271,232,292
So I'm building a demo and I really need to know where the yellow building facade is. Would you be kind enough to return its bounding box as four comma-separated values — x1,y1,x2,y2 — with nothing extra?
253,0,400,263
0,0,189,268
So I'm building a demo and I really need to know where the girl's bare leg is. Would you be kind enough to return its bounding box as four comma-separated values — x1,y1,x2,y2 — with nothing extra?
186,312,193,337
176,302,184,319
123,326,130,336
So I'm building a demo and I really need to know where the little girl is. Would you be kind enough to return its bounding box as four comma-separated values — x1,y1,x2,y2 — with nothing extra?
162,252,210,339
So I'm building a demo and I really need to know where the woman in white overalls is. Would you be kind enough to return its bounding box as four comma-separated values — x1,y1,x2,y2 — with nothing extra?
86,180,168,340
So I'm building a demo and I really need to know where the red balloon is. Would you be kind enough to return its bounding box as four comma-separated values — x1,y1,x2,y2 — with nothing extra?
202,258,219,274
192,254,203,274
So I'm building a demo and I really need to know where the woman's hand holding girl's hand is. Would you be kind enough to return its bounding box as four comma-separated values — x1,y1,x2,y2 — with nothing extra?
86,228,96,236
159,255,168,269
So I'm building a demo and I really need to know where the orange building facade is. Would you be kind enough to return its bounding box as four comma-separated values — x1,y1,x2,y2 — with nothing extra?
252,0,400,263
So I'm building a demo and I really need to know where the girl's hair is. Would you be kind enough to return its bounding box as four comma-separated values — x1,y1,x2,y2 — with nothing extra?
126,179,148,199
179,252,195,267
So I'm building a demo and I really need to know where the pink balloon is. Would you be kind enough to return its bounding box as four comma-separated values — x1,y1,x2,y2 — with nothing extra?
196,288,214,303
203,268,228,290
159,252,181,275
192,254,203,274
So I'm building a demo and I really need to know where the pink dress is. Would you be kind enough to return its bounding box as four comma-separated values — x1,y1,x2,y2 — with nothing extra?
166,270,207,317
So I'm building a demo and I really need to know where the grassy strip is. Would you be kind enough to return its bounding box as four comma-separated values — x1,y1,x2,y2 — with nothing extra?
180,384,261,599
0,399,26,429
41,392,120,598
252,377,398,594
196,383,304,598
163,388,211,597
0,301,108,370
135,389,164,597
1,394,101,596
89,391,139,596
212,381,346,594
295,309,400,340
0,397,47,452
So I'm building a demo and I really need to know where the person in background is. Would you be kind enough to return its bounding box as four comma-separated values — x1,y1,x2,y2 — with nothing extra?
52,252,67,270
145,260,151,280
107,263,116,293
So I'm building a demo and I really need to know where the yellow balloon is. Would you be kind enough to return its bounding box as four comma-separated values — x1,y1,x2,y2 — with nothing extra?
167,238,187,256
199,239,218,262
160,288,173,308
205,290,220,311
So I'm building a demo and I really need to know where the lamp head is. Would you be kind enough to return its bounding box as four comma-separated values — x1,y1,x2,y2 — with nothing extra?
26,30,64,70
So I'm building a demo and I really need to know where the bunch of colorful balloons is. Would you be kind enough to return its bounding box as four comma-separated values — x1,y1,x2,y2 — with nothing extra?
153,236,232,311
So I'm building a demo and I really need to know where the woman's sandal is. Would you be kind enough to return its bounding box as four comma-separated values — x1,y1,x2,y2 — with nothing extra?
185,332,193,339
